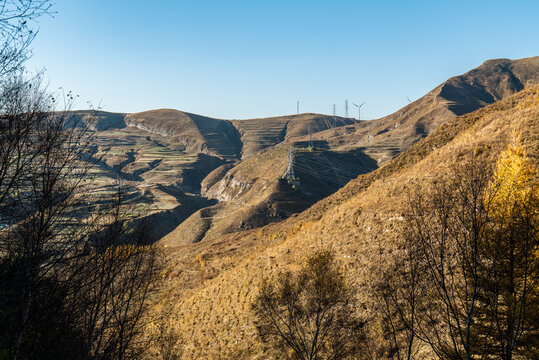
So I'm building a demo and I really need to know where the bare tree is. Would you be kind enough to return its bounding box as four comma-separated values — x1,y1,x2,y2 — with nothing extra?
252,249,365,360
399,154,495,360
0,3,161,359
0,0,53,77
0,76,90,359
0,77,159,360
69,187,159,360
375,241,424,360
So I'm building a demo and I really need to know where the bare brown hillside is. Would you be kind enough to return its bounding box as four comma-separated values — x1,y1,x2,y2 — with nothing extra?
68,57,539,244
125,109,243,159
151,86,539,359
123,110,355,159
232,113,355,157
162,145,377,245
306,56,539,165
159,58,539,247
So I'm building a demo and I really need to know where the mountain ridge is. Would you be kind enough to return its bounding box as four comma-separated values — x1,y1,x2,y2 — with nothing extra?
304,56,539,164
158,56,539,245
68,56,539,244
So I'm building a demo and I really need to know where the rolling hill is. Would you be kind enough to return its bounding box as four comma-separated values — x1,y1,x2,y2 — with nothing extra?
71,110,357,238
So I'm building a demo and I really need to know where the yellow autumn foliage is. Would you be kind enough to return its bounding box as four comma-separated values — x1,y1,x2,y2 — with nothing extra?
486,142,538,222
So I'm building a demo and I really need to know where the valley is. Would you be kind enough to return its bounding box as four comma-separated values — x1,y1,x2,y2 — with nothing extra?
74,56,539,244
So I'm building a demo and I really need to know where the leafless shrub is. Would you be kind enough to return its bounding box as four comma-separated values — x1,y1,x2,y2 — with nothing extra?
252,249,365,360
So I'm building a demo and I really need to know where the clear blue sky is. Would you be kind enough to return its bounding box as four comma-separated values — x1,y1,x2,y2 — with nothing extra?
26,0,539,120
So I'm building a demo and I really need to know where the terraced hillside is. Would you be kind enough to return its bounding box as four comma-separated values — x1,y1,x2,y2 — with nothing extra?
151,85,539,360
72,110,357,239
231,113,355,157
81,125,224,237
125,109,243,159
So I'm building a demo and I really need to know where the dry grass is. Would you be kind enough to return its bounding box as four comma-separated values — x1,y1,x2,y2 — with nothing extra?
147,86,539,359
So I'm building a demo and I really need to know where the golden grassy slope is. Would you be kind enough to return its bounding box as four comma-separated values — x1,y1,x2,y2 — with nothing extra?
151,86,539,359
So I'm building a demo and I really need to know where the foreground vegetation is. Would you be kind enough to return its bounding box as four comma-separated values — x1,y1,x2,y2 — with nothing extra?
0,2,160,359
249,142,537,360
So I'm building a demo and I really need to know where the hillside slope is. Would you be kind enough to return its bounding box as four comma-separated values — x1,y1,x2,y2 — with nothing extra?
162,145,377,245
153,86,539,359
125,109,243,159
160,57,539,246
232,113,355,157
112,110,357,160
308,56,539,164
69,57,539,243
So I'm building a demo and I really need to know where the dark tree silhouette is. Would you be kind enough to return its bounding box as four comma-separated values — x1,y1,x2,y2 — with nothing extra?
0,4,160,358
0,78,160,359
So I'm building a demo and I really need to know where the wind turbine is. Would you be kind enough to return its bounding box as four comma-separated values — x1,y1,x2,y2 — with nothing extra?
352,102,366,121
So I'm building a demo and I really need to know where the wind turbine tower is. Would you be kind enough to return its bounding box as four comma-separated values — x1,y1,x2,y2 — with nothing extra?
352,102,366,121
297,101,299,114
345,100,349,118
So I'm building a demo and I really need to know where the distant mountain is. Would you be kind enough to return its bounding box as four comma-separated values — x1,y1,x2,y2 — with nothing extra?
70,56,539,244
71,56,539,165
159,56,539,245
74,109,356,160
124,109,243,159
66,109,357,240
231,113,355,157
308,56,539,164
